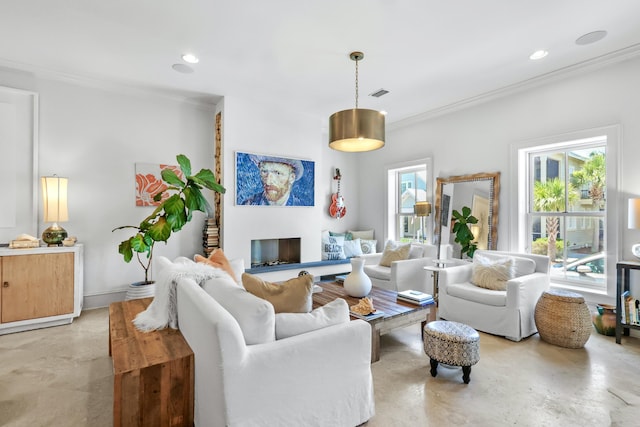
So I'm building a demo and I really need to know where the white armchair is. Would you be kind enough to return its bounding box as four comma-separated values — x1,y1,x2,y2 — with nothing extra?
438,250,550,341
360,243,453,293
176,275,374,427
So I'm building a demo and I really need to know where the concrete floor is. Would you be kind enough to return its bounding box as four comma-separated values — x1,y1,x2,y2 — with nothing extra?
1,308,639,426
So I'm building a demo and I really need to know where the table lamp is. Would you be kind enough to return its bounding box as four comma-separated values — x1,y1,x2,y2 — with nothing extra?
629,198,640,259
414,201,432,243
41,175,69,246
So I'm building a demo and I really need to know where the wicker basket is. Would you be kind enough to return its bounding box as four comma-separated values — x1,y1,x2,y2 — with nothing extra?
534,289,592,348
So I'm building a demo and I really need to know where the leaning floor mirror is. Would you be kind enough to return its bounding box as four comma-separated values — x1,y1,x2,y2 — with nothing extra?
434,172,500,258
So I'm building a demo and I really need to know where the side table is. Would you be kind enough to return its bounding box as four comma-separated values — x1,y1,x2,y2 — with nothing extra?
424,259,460,306
616,261,640,344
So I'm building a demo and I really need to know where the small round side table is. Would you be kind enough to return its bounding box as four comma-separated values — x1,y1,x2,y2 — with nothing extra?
534,289,592,348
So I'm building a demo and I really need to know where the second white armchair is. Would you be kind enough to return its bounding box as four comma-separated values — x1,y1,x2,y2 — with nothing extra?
438,250,550,341
359,242,453,293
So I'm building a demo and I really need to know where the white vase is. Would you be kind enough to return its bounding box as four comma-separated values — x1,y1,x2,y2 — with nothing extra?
344,257,372,297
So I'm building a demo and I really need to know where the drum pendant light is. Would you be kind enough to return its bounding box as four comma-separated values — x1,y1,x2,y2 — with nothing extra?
329,51,385,152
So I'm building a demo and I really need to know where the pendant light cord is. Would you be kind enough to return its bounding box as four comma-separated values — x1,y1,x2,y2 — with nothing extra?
354,57,359,108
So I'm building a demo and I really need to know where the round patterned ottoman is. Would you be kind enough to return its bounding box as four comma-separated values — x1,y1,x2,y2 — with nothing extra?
534,289,592,348
423,321,480,384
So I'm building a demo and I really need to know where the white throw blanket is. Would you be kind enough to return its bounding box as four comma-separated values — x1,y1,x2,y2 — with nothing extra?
133,257,227,331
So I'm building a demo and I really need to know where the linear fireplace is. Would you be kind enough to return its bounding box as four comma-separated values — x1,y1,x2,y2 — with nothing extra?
251,237,301,268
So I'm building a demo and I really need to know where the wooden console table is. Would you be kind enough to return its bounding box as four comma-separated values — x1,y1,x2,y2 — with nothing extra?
109,298,194,427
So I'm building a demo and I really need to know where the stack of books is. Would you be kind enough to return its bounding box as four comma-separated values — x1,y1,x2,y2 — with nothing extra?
203,218,219,256
349,310,385,320
397,290,434,306
621,290,640,325
9,234,40,249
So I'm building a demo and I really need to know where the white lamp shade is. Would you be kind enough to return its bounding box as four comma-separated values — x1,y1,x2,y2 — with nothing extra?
42,176,69,223
629,198,640,229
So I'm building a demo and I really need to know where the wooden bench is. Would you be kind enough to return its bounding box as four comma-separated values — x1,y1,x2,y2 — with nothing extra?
109,298,194,427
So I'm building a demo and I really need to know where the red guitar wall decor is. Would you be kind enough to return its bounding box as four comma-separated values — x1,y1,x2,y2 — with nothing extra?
329,168,346,219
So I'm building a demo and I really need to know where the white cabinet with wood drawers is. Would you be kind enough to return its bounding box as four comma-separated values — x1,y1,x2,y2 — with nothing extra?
0,244,83,334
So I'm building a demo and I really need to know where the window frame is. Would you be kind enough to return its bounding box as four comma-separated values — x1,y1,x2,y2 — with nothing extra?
385,158,433,244
510,125,620,299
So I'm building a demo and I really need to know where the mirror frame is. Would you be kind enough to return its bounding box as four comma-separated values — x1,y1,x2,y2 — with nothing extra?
434,171,501,251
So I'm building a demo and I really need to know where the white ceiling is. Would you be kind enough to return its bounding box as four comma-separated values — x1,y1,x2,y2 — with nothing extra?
2,1,640,126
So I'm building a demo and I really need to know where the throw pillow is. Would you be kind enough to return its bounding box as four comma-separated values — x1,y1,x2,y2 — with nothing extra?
470,256,515,291
241,273,313,313
378,240,411,267
194,249,241,283
360,239,377,254
329,231,354,241
349,229,374,240
321,230,346,260
343,238,364,258
274,298,349,339
202,276,276,345
474,252,536,277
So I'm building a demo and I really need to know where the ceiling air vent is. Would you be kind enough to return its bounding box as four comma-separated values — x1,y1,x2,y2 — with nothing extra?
369,88,389,98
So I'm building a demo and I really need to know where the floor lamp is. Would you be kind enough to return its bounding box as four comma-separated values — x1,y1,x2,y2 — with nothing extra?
414,201,432,244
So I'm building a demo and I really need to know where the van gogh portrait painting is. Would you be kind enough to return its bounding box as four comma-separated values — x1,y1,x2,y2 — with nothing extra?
235,152,314,206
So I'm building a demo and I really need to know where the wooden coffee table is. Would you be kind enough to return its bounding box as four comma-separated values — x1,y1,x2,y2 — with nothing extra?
313,281,436,362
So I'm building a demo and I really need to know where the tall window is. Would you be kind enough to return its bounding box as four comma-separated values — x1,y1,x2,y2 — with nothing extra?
386,160,431,243
514,126,619,295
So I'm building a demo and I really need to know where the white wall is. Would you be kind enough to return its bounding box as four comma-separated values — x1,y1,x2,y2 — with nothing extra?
0,68,364,308
0,68,219,307
220,95,362,267
5,54,639,307
355,55,640,301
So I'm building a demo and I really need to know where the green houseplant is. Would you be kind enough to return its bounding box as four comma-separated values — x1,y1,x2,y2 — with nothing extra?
451,206,478,259
112,154,226,283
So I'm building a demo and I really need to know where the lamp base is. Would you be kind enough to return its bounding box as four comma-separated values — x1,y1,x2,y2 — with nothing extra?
42,224,68,246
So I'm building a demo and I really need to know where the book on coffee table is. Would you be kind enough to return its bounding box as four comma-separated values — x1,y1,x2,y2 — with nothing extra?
397,290,434,306
349,310,385,320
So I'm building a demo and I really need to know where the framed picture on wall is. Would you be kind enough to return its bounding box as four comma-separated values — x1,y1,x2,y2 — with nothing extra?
134,163,182,206
235,152,314,206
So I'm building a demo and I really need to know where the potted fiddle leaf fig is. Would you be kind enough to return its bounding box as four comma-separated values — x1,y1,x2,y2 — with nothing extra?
112,154,226,283
451,206,478,259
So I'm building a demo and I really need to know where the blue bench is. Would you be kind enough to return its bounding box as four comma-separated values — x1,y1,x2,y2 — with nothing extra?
245,259,352,281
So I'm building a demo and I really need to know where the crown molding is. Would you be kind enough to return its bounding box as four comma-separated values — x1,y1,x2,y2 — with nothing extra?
0,58,221,110
389,43,640,132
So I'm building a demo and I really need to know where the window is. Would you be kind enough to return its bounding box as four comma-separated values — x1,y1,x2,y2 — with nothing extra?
386,159,432,243
512,126,620,296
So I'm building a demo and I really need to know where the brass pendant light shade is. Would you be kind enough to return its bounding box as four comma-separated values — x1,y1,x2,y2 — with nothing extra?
329,52,385,152
329,108,385,152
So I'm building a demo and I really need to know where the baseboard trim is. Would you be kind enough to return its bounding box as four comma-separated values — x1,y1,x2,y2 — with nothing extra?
83,290,127,309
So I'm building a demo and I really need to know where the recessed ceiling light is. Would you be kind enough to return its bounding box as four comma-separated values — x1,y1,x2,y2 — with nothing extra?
529,50,548,60
172,63,194,74
182,53,199,64
576,30,607,46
